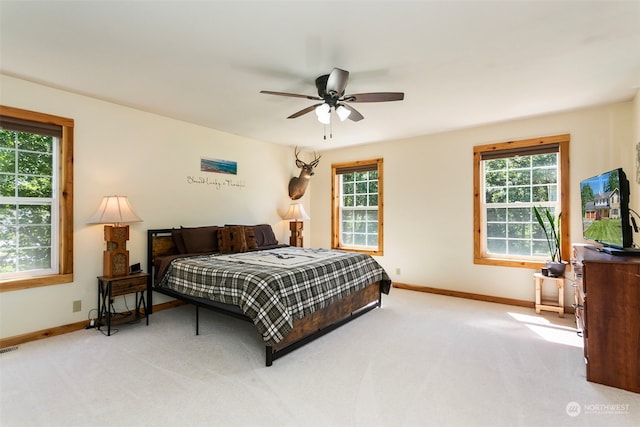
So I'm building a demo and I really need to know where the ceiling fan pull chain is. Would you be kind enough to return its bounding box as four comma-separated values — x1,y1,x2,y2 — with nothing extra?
329,117,333,139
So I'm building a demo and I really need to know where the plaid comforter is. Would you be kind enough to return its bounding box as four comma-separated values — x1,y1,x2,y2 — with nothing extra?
158,247,391,345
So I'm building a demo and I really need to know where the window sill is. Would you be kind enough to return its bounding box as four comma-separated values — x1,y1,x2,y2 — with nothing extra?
0,274,74,293
333,245,383,256
474,257,545,270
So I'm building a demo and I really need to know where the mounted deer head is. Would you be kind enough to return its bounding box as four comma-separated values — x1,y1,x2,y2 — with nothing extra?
288,147,321,200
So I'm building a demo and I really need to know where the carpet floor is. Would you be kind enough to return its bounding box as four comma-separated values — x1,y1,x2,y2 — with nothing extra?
1,288,638,426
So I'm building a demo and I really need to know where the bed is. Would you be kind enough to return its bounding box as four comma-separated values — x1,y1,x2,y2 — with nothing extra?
147,224,391,366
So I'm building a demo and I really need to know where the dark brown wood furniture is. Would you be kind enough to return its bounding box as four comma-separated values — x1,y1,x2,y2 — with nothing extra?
97,272,150,336
572,245,640,393
147,229,387,366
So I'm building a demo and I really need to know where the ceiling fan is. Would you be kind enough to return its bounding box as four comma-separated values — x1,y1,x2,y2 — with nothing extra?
260,67,404,124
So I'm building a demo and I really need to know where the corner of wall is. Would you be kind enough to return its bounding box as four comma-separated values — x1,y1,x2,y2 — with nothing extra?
632,90,640,215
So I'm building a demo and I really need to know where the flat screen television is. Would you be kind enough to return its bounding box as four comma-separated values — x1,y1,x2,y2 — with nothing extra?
579,167,634,252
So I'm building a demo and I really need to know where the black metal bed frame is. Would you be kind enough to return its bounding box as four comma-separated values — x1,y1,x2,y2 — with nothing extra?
154,285,379,366
146,229,382,366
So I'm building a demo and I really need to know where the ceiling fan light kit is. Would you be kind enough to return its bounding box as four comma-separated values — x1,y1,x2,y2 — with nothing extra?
260,67,404,139
315,103,331,124
336,105,351,121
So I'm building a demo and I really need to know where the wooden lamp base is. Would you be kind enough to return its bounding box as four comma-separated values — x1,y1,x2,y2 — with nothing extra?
103,225,130,277
289,221,304,247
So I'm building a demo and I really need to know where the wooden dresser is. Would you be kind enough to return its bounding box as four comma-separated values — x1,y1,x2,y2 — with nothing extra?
572,245,640,393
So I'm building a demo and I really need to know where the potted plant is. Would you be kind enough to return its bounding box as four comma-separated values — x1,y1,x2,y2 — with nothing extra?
533,206,567,277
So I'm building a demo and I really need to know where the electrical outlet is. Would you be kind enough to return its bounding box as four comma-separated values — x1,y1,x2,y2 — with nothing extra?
395,268,401,275
72,300,81,312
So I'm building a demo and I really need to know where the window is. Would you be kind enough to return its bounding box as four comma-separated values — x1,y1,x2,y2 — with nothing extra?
0,106,74,291
473,134,570,269
332,158,383,255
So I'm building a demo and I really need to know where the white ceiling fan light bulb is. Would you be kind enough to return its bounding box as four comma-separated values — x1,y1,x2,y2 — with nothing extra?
336,105,351,121
315,103,331,124
318,111,331,125
315,103,330,117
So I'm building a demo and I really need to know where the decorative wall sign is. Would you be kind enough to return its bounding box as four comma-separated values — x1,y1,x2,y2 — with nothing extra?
186,175,246,190
201,157,237,175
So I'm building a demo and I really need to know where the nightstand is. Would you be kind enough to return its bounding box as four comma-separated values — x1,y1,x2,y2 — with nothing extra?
534,272,564,317
97,272,150,336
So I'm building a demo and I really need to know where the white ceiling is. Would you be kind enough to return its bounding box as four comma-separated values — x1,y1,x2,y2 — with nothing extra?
1,1,639,151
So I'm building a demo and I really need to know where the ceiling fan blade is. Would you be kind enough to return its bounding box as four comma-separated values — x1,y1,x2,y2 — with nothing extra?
342,92,404,103
260,90,321,101
287,103,324,119
341,103,364,122
325,68,349,97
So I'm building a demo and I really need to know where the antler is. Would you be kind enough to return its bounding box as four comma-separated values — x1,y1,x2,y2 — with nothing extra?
294,146,321,167
309,152,321,167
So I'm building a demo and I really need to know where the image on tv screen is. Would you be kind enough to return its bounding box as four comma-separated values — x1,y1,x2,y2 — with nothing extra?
580,169,624,247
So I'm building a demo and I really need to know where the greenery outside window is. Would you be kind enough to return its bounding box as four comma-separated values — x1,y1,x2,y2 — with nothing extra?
332,158,383,255
473,134,570,269
0,106,74,291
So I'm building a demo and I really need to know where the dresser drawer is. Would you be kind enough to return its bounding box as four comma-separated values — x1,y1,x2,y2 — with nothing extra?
110,276,147,296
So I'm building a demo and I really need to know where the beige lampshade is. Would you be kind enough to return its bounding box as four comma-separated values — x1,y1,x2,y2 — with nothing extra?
87,196,142,225
283,203,310,220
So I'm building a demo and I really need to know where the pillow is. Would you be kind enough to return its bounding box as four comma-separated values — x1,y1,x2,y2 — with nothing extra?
171,229,187,254
252,224,278,247
218,226,248,253
244,226,258,250
180,226,219,253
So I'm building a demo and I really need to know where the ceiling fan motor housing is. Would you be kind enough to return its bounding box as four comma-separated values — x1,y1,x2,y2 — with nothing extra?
316,74,345,108
316,74,329,98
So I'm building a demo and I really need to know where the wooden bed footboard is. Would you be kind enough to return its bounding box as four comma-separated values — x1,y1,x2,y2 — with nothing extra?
267,281,381,365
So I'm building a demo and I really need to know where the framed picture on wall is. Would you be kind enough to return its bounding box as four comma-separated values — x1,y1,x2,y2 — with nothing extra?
201,157,237,175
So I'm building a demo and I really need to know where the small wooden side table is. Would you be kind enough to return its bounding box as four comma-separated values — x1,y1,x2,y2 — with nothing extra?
97,272,150,336
534,272,564,317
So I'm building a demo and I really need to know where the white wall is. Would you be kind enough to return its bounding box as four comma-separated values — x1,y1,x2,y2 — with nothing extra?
1,74,637,340
309,100,637,304
0,75,298,338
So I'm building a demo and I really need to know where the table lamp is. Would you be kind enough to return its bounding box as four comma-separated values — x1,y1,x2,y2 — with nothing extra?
283,202,309,247
88,195,142,277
